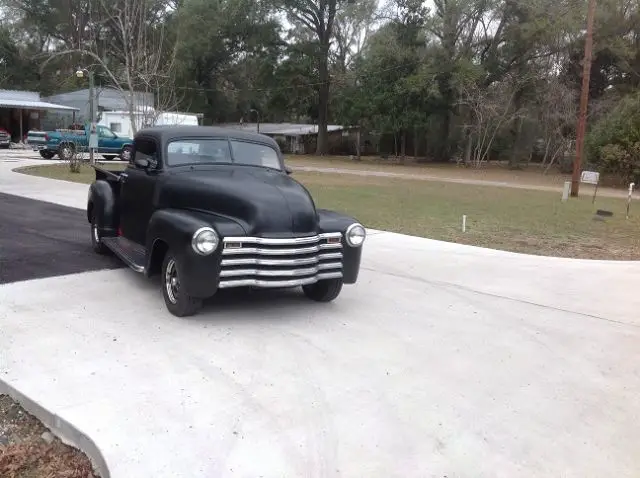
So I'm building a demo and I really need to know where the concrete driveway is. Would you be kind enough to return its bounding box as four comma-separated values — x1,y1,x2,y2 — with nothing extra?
0,156,639,478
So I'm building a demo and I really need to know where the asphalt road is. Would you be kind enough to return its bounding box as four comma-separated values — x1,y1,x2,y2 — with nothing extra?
0,192,122,284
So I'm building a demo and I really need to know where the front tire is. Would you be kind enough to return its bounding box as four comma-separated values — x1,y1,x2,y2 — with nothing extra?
161,251,203,317
102,155,116,161
39,150,55,159
90,213,109,255
302,278,343,302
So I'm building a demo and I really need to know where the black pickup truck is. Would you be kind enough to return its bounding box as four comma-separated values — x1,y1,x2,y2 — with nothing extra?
87,126,366,317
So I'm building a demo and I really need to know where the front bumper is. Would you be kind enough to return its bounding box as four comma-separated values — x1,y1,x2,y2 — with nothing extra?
217,232,344,289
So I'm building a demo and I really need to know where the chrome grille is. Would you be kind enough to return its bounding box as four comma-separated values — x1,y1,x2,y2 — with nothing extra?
219,232,343,288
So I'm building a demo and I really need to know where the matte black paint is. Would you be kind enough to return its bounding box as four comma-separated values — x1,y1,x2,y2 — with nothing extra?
87,126,364,296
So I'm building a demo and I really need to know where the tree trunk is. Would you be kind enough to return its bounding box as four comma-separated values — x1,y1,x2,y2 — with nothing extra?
315,45,330,155
400,130,406,164
464,130,472,166
413,127,418,160
356,128,361,161
393,132,398,157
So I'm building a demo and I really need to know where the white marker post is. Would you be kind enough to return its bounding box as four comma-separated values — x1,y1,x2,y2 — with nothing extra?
462,215,467,232
627,182,635,219
562,181,571,202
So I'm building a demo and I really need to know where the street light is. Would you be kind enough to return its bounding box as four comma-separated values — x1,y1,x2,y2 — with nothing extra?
249,108,260,133
76,67,97,165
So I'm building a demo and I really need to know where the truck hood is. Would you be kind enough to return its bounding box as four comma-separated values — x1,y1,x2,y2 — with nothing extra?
160,166,318,236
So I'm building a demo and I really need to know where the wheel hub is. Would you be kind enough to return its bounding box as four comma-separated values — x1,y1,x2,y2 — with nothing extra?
165,259,180,304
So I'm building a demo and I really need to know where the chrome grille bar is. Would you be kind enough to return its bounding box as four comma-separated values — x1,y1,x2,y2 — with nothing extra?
223,232,341,245
218,272,343,289
222,243,342,256
220,262,342,278
221,252,342,267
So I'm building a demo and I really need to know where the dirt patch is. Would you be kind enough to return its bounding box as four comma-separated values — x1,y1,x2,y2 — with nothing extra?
0,395,99,478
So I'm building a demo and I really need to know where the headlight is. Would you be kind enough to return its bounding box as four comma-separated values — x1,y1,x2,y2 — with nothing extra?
191,227,219,255
345,223,366,247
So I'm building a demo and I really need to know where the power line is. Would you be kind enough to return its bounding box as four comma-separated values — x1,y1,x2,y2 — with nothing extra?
165,61,421,95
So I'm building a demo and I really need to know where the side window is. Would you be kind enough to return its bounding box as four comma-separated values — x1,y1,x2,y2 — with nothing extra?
133,138,157,167
97,126,115,138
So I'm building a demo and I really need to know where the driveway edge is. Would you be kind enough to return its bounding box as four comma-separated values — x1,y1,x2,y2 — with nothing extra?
0,379,111,478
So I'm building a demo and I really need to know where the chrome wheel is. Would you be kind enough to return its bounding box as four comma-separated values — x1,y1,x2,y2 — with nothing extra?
60,146,72,160
165,258,179,304
92,223,100,244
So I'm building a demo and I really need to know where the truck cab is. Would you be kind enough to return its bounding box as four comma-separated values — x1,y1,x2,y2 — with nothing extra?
87,126,366,317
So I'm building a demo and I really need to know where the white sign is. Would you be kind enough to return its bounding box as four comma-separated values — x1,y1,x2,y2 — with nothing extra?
88,132,99,149
581,170,600,185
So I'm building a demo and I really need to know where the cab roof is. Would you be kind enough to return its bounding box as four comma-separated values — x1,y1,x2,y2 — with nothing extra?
134,125,280,150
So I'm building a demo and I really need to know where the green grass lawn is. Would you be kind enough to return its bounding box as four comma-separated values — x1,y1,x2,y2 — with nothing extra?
17,163,640,260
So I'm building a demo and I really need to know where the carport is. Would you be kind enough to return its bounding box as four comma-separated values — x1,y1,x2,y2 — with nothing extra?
0,90,78,143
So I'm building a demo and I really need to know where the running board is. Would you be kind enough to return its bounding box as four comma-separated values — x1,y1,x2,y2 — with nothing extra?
102,236,146,273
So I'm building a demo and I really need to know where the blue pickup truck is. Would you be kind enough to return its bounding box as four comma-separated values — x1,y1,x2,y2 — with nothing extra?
29,124,133,161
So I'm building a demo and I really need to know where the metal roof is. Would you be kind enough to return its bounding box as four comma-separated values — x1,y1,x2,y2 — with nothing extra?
0,89,40,101
0,98,79,111
222,123,347,136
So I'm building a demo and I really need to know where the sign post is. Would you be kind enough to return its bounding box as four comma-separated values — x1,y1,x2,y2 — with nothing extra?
627,182,635,219
580,170,600,203
89,122,98,165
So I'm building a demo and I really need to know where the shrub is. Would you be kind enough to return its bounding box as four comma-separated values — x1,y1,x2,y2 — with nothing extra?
586,92,640,183
599,142,640,184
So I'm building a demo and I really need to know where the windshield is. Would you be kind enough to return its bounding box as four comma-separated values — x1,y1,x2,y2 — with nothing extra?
166,138,281,170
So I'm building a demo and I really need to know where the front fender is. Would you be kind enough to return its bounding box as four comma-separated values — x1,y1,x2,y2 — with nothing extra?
87,180,118,236
145,209,226,298
317,209,364,284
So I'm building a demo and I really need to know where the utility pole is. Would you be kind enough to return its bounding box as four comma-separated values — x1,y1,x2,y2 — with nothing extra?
571,0,597,197
76,67,97,165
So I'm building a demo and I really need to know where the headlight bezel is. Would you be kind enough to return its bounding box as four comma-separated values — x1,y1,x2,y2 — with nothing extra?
191,227,219,255
345,223,366,247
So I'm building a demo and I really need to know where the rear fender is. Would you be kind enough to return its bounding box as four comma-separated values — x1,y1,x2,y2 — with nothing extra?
87,180,118,236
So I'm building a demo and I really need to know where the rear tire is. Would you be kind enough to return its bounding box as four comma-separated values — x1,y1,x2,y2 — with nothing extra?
161,251,203,317
39,150,55,159
302,278,343,302
58,143,74,161
91,212,109,255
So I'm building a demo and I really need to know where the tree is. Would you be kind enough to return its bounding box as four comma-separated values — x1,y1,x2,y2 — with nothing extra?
175,0,282,124
332,0,377,73
280,0,354,155
38,0,180,134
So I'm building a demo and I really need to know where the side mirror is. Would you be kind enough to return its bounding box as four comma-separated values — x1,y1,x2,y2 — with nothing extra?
285,165,292,175
134,157,150,169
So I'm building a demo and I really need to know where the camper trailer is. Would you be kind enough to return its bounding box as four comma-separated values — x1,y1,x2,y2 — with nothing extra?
97,110,200,137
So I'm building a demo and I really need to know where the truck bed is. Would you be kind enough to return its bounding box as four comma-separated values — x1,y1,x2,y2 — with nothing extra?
94,165,124,182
